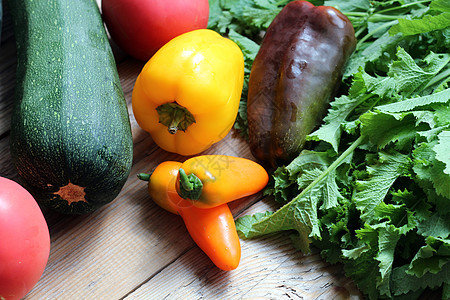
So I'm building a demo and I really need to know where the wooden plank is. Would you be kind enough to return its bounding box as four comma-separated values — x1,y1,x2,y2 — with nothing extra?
125,199,363,300
0,134,17,179
0,5,16,137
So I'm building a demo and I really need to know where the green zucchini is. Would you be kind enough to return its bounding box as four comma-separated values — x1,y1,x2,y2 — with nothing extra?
9,0,133,214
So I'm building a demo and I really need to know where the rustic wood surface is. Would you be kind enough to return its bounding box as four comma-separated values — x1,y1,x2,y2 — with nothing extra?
0,1,365,299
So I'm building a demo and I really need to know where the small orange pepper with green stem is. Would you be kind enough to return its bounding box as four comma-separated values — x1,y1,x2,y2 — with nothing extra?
138,161,241,271
175,155,269,208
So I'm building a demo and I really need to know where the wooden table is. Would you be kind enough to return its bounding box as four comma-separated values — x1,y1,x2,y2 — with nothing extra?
0,2,364,299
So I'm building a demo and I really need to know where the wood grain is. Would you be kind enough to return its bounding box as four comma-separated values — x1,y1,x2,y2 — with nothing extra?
127,200,362,300
0,1,364,299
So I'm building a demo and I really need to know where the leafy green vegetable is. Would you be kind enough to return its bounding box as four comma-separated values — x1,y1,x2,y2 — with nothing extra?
209,0,450,299
210,0,449,298
389,0,450,36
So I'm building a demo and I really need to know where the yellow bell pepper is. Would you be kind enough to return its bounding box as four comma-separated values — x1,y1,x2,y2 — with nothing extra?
132,29,245,156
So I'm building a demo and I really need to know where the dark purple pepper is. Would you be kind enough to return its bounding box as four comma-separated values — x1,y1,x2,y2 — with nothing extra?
247,0,356,169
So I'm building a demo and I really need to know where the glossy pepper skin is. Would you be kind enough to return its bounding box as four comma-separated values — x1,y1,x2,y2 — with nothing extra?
247,1,356,169
175,155,269,209
144,161,182,215
139,161,241,271
132,29,245,156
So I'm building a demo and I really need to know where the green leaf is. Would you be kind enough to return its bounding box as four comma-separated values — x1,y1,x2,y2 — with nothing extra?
307,95,364,152
353,151,411,223
296,168,343,210
236,211,273,237
324,0,370,13
342,243,371,260
207,0,224,29
444,283,450,300
376,88,450,113
376,224,402,297
344,31,402,78
269,150,334,203
417,212,450,239
317,199,361,262
407,236,450,277
236,137,364,252
242,6,281,29
434,104,450,127
236,199,315,253
389,13,450,36
285,150,332,176
236,191,316,253
361,69,397,99
433,130,450,175
373,202,416,233
388,48,450,96
359,110,422,150
343,247,381,300
430,0,450,13
391,189,432,223
308,68,377,152
391,263,450,296
413,139,450,199
228,29,260,65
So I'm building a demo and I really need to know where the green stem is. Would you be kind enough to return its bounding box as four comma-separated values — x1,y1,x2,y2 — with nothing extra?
178,168,204,200
347,0,431,45
274,0,290,7
345,12,368,17
252,135,367,234
137,173,151,181
423,67,450,90
368,14,403,22
354,26,367,40
292,135,367,203
347,12,400,22
179,169,194,191
156,102,196,135
168,108,185,134
376,0,431,15
347,0,431,18
356,20,398,51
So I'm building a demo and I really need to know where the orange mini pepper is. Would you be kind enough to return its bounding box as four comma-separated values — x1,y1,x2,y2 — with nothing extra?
139,161,241,271
175,155,269,209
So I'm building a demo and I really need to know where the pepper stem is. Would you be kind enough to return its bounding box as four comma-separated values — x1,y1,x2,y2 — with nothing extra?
177,168,203,200
156,102,196,134
137,173,151,181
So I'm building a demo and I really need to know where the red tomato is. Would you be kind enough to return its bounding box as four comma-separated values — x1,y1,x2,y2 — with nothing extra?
101,0,210,61
0,177,50,300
